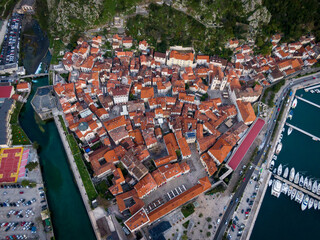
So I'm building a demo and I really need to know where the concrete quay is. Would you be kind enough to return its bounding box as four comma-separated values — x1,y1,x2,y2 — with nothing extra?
53,113,101,240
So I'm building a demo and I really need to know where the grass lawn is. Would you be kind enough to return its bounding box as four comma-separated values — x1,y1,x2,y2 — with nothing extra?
58,115,68,133
205,184,226,195
181,203,195,218
182,220,190,229
10,102,31,145
11,125,31,145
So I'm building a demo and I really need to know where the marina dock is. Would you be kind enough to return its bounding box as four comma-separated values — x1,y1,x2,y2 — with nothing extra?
285,123,320,141
295,96,320,109
273,174,320,201
304,84,320,92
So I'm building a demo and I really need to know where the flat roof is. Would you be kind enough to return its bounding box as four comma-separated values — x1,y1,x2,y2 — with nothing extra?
227,118,265,170
0,147,23,183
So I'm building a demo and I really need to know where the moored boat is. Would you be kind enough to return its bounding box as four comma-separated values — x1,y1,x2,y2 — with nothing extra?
268,179,273,187
281,183,288,195
288,127,293,135
301,195,309,211
275,142,282,155
270,160,275,171
288,110,293,120
289,168,295,182
313,181,318,193
271,180,282,198
308,198,314,209
291,188,297,200
317,183,320,195
314,200,318,210
304,177,308,189
283,167,289,179
295,191,304,203
292,98,298,108
294,172,300,184
288,186,293,196
277,164,282,176
307,179,312,191
299,176,304,187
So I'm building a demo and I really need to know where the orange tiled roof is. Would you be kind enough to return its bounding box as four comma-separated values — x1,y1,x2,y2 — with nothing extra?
134,173,157,198
200,153,217,176
236,100,256,124
169,50,194,61
208,138,233,164
125,208,150,232
141,87,154,99
104,115,126,132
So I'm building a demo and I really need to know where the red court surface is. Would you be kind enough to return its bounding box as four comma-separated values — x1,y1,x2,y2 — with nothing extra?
228,118,265,170
0,147,23,183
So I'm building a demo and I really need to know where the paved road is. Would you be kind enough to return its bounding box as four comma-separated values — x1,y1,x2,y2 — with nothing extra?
213,72,320,240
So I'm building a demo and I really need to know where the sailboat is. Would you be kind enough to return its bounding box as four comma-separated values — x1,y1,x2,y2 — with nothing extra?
288,127,293,135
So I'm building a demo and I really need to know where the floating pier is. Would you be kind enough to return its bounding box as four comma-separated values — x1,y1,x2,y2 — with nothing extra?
273,174,320,201
285,123,320,141
305,84,320,92
295,96,320,109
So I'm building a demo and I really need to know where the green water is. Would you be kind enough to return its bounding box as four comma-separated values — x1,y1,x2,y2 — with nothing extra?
251,89,320,239
19,78,96,240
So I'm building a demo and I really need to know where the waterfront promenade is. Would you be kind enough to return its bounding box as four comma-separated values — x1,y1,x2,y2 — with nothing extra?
53,112,101,240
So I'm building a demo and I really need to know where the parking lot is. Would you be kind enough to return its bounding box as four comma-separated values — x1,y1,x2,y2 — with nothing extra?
227,169,261,240
143,143,207,207
0,183,48,240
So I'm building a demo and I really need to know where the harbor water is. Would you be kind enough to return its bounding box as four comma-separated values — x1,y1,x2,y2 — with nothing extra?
19,77,96,239
251,88,320,239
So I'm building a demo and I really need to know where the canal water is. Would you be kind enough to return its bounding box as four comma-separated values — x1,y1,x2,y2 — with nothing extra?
251,88,320,239
19,77,96,240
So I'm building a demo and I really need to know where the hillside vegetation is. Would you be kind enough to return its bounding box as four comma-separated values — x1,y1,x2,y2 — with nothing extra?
35,0,320,59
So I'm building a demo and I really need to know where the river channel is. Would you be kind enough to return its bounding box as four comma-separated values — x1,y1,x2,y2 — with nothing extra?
19,78,96,239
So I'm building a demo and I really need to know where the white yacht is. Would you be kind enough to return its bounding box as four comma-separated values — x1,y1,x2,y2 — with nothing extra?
288,186,293,196
271,180,282,198
275,142,282,155
299,176,304,187
291,188,297,200
304,177,308,188
308,179,312,191
281,183,288,195
289,168,295,182
301,195,309,211
295,191,304,204
308,198,314,209
272,155,277,160
283,167,289,179
288,127,293,135
294,172,300,184
317,183,320,195
314,200,318,210
313,181,318,193
277,164,283,176
292,98,298,108
270,160,275,171
268,179,273,187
